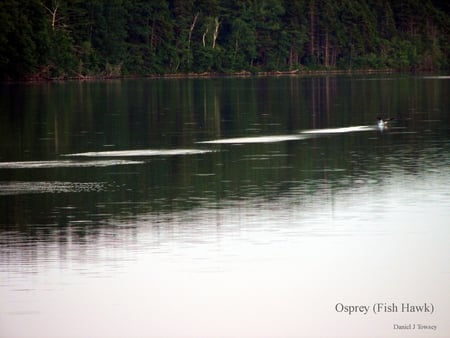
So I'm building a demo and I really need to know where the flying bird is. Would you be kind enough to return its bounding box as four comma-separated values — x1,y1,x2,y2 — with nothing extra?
376,117,394,128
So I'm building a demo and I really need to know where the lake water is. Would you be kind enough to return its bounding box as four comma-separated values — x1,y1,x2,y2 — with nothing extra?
0,75,449,338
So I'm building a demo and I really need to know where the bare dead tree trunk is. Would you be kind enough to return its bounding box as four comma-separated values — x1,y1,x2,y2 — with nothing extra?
202,27,208,47
42,1,59,31
187,12,199,67
212,17,219,49
188,12,199,50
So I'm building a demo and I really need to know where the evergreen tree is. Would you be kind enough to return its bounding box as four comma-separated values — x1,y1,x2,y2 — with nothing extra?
126,0,174,74
283,0,308,69
0,0,449,80
0,1,40,79
220,0,257,71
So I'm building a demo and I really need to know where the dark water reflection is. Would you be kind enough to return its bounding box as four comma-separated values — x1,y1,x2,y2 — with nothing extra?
0,75,449,337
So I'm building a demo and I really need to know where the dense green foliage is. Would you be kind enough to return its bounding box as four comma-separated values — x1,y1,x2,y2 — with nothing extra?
1,0,449,80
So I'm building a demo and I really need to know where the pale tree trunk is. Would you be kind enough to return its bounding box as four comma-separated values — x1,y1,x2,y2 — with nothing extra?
188,12,199,50
203,17,220,49
202,27,208,47
187,12,199,68
42,1,59,31
212,17,219,49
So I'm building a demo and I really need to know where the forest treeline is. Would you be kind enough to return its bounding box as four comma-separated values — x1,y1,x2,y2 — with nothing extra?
1,0,449,80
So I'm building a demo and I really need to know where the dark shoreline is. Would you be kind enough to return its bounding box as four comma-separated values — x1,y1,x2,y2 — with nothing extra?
3,68,446,84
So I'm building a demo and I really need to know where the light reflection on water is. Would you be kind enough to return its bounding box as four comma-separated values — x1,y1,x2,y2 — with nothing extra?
1,162,449,337
0,76,449,337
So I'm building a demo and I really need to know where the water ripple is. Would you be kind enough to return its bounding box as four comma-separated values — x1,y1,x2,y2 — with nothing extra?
0,181,105,195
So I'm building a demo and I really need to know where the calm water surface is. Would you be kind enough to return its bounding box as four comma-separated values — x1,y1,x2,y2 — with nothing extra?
0,75,449,337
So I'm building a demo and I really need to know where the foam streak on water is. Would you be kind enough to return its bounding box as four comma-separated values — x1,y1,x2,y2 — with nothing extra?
198,134,310,144
0,160,142,169
63,149,212,157
0,181,105,195
199,125,375,144
301,125,375,134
